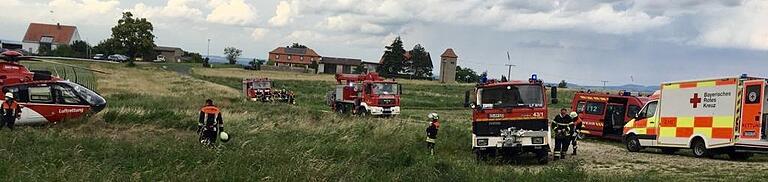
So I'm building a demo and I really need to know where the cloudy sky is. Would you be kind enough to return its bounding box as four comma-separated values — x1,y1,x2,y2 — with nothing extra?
1,0,767,86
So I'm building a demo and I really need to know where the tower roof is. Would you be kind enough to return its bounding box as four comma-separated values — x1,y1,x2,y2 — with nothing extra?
440,48,458,58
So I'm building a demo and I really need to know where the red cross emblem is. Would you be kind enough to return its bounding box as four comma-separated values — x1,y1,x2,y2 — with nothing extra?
690,93,702,108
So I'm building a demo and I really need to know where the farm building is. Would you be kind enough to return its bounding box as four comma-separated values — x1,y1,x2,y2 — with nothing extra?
267,47,322,68
22,23,81,54
318,57,362,74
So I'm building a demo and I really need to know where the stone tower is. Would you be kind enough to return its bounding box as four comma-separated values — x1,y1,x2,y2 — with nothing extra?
439,48,458,83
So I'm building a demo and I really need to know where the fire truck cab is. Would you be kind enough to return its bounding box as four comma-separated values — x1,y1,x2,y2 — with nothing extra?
624,76,768,159
465,75,550,164
571,92,650,140
327,73,401,116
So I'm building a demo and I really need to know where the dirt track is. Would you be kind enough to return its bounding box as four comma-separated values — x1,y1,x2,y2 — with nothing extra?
561,139,768,178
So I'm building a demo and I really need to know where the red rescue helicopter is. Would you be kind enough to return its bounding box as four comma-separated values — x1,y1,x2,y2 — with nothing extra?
0,50,107,125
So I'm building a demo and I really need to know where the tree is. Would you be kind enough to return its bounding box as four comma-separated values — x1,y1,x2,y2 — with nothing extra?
92,38,125,55
353,65,367,74
248,59,265,70
409,44,433,79
111,12,156,64
288,43,307,48
558,80,568,88
181,51,204,63
455,66,480,83
70,40,91,58
224,47,242,64
50,45,76,57
378,36,406,77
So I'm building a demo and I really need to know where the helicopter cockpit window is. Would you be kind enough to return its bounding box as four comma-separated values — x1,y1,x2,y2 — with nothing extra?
29,86,53,103
54,85,83,105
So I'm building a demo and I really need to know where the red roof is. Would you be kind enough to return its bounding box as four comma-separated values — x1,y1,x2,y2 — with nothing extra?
23,23,78,44
269,47,320,57
440,48,458,58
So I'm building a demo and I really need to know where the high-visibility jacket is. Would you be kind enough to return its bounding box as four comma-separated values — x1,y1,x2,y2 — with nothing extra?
1,100,21,119
426,120,440,141
199,105,223,129
553,114,573,138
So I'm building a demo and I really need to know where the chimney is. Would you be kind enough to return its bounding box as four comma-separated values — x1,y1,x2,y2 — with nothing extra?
57,23,61,29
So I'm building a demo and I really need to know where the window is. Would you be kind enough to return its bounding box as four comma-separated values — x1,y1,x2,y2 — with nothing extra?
640,101,658,118
300,56,304,61
29,86,53,103
275,55,279,59
627,105,642,118
288,56,291,60
479,85,544,108
576,101,586,113
54,85,82,104
585,102,605,115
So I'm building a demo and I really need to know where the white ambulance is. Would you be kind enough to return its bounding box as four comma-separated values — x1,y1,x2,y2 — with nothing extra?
623,76,768,159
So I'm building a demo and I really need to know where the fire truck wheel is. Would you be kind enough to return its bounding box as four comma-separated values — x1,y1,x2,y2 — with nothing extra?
335,103,346,114
660,148,678,155
625,135,642,152
727,152,752,161
535,149,549,164
356,107,368,117
691,138,711,158
474,149,493,161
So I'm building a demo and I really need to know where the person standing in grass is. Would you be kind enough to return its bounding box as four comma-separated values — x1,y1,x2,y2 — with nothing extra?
552,108,573,160
199,99,224,146
569,112,582,156
0,93,21,130
426,113,440,155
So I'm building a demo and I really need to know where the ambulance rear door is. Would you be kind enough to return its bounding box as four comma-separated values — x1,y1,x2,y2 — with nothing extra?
740,80,765,140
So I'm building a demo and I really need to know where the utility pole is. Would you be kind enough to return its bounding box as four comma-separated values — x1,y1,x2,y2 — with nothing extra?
601,80,610,90
207,38,211,58
505,64,516,80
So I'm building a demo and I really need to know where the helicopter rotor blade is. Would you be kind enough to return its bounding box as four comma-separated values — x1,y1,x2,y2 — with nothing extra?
29,58,111,74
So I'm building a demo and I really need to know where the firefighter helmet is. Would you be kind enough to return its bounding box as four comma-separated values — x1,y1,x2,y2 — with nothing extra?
4,92,12,99
220,132,230,142
569,111,578,118
428,113,439,120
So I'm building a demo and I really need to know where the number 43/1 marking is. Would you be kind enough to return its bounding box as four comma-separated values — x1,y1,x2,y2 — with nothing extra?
532,112,544,117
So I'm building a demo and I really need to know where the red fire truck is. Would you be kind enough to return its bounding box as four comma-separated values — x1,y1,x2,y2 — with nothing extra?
464,75,550,164
326,73,401,116
242,78,295,104
571,91,650,140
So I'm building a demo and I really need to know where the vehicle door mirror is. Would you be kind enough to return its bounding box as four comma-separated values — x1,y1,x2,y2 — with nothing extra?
464,90,471,108
550,86,559,104
635,113,646,119
398,84,403,95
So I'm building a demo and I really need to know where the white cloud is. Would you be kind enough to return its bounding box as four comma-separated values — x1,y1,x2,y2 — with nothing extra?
694,0,768,50
130,0,204,21
206,0,257,25
269,1,294,27
251,28,269,40
497,4,670,34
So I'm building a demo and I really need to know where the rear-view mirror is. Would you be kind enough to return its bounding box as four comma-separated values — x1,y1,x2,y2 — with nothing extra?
464,90,471,108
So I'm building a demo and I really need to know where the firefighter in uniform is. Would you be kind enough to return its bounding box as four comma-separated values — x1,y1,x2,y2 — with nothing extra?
569,112,582,155
198,99,224,146
426,113,440,155
1,93,21,130
552,108,573,160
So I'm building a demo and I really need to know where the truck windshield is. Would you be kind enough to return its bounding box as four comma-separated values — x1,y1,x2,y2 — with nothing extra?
251,81,271,89
373,83,398,95
480,85,543,107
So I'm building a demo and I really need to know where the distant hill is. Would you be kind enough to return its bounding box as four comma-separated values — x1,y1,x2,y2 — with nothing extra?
207,55,256,66
555,83,659,93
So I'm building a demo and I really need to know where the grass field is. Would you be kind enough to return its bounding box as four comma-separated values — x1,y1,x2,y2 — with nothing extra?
1,62,766,181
